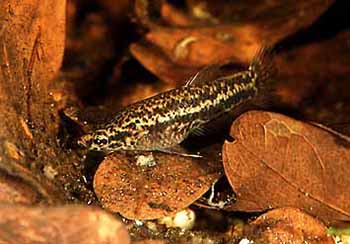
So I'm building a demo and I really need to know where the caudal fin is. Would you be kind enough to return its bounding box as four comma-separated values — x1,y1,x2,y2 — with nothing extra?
248,46,276,92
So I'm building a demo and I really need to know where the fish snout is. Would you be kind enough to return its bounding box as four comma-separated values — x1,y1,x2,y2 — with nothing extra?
77,134,93,149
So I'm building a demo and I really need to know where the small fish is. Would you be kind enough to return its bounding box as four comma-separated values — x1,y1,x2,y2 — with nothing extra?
78,48,274,155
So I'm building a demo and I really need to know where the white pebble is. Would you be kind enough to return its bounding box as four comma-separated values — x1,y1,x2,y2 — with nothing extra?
158,209,196,230
239,238,254,244
136,154,156,167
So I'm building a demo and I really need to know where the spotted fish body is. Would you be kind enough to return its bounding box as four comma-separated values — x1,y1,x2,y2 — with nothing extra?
79,49,273,153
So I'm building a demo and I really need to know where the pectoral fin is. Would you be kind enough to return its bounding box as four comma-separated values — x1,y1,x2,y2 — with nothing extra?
189,126,209,137
156,145,202,158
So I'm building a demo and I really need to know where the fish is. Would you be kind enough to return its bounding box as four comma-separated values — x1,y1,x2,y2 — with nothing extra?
78,48,275,156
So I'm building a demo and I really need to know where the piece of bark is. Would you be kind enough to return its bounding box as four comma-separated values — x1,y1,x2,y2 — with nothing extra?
0,204,130,244
0,0,71,203
0,0,65,137
223,110,350,224
0,0,102,204
243,207,334,244
94,152,222,220
0,170,41,204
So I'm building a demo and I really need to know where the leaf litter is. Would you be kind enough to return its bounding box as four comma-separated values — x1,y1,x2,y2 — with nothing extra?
243,207,334,244
223,110,350,224
94,151,222,220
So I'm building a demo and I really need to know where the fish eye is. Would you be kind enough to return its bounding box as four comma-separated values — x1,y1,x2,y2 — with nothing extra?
94,136,108,146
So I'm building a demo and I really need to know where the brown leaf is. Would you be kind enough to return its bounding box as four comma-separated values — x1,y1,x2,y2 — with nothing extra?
131,0,334,83
0,205,130,244
94,152,222,220
143,25,261,67
222,110,350,224
187,0,333,29
130,41,198,85
160,1,200,27
243,207,334,244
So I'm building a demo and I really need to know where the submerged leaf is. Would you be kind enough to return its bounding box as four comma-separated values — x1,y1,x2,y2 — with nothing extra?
243,207,334,244
94,152,222,220
131,0,334,84
223,110,350,224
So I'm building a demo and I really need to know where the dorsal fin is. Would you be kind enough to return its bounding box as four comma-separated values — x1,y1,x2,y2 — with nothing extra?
185,61,244,86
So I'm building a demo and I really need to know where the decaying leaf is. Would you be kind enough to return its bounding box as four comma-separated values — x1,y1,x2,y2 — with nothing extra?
142,25,261,68
130,41,197,85
94,152,222,220
160,1,201,27
131,0,334,84
223,110,350,224
243,207,334,244
0,205,130,244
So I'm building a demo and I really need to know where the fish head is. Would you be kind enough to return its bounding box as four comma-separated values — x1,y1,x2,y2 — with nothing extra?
78,129,132,153
78,130,111,153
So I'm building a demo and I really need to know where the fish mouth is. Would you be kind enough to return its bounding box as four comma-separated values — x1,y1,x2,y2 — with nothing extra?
77,134,93,148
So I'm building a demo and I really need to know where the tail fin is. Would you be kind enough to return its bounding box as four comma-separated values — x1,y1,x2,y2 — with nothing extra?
248,46,276,92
